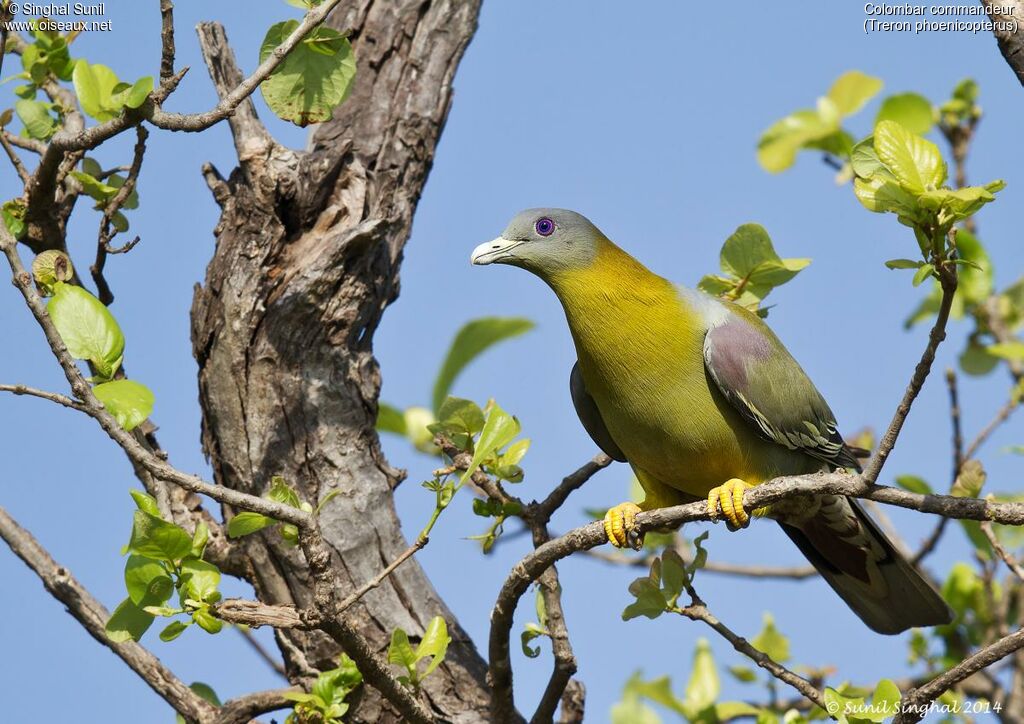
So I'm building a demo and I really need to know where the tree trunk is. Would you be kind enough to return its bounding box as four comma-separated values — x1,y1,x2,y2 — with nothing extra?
189,2,490,720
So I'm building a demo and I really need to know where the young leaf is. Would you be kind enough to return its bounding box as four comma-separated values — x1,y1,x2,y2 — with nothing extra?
757,110,836,173
129,489,162,517
416,616,451,677
73,60,122,122
14,99,57,139
388,627,417,670
376,401,407,435
873,120,946,193
159,620,190,642
826,70,883,117
193,608,223,634
460,402,520,484
180,558,221,602
128,510,193,562
431,317,534,412
912,263,934,287
751,613,790,663
93,379,154,431
987,342,1024,361
267,476,302,509
259,21,357,126
105,597,155,642
874,93,933,135
124,555,173,607
47,282,125,379
520,622,548,658
684,639,720,716
884,259,923,270
895,475,932,495
226,511,278,538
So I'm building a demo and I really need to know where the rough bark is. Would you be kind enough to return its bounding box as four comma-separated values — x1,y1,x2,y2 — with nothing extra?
983,0,1024,85
189,2,490,721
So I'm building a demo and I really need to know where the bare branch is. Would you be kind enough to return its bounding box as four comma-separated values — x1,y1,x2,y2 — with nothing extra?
0,505,214,723
3,130,46,155
159,0,176,83
864,268,957,483
335,538,427,615
213,599,305,629
0,130,30,183
488,468,1024,718
982,521,1024,582
674,596,826,711
534,454,613,522
896,625,1024,723
965,396,1020,461
91,125,148,304
0,382,86,411
215,688,296,724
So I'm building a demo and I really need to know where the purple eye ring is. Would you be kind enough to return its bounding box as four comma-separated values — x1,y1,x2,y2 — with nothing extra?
535,217,555,236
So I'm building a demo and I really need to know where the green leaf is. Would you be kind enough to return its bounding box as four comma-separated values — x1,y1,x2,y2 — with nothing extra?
660,548,687,604
853,175,921,218
376,401,407,434
431,317,534,412
850,136,883,179
259,21,357,126
428,396,486,450
954,230,993,307
895,475,932,495
193,608,223,634
622,574,668,621
912,263,934,287
521,622,548,658
460,402,520,485
124,555,173,607
989,342,1024,361
757,109,837,173
226,511,278,538
14,99,57,139
918,185,1001,221
159,619,190,642
105,597,154,642
951,459,986,498
129,489,162,517
875,93,933,135
416,616,451,677
47,282,125,380
93,379,154,431
267,476,302,508
871,680,902,720
873,120,946,193
727,664,757,683
684,639,720,715
191,522,210,559
128,510,193,562
884,258,923,270
388,627,417,670
72,60,122,122
70,170,118,201
751,613,790,663
180,558,221,602
827,71,883,117
119,76,153,109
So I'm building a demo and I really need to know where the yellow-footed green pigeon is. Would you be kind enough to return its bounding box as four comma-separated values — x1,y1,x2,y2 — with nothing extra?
471,208,952,634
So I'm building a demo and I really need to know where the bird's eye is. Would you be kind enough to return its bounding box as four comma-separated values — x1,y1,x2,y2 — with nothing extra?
535,217,555,236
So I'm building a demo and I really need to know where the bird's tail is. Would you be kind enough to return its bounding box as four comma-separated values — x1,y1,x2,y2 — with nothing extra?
777,496,953,634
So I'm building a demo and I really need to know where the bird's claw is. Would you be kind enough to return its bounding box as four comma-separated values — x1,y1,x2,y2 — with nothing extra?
706,478,753,529
603,501,643,550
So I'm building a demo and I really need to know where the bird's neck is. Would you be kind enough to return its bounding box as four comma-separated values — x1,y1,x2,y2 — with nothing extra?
546,240,699,380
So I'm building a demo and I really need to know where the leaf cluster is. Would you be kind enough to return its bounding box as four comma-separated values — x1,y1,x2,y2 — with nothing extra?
387,616,450,691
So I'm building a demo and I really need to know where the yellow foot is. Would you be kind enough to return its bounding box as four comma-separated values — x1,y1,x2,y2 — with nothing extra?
706,478,754,529
603,502,643,550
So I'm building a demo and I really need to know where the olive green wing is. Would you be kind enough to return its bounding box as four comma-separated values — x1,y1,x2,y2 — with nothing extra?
702,306,861,471
569,361,627,462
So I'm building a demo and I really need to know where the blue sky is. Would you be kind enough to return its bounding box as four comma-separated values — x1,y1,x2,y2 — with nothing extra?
1,2,1022,722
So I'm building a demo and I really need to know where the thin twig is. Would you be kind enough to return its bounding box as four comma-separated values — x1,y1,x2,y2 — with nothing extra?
863,267,957,483
335,538,427,614
964,397,1020,461
895,626,1024,723
674,595,826,712
159,0,176,83
0,130,30,183
0,383,87,412
982,521,1024,582
92,125,148,305
2,130,46,154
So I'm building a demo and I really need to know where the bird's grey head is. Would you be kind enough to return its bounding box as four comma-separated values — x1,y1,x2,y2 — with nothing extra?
470,208,604,277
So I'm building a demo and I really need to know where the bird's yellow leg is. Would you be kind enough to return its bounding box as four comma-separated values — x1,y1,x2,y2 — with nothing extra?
604,470,689,550
706,478,756,529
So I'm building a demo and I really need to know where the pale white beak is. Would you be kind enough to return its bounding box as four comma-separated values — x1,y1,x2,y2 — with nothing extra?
470,237,523,265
